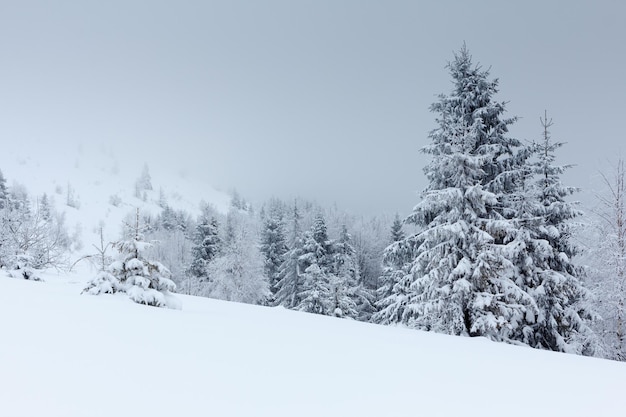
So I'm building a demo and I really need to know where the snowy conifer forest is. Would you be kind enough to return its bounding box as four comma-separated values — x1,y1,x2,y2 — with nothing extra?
2,44,626,416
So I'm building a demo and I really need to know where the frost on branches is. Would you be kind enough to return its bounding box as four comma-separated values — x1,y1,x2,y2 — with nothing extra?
83,208,181,309
203,208,268,305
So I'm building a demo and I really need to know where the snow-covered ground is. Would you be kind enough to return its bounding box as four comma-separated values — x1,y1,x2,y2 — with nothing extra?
1,269,625,417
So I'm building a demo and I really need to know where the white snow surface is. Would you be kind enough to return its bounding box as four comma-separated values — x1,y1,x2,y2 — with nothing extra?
1,270,625,417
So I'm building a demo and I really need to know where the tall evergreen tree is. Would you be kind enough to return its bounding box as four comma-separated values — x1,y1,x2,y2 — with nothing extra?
295,213,332,314
512,112,594,354
297,263,330,315
329,225,360,319
378,46,534,341
373,215,415,324
390,213,405,242
260,200,288,299
275,201,303,308
186,215,220,280
305,213,331,266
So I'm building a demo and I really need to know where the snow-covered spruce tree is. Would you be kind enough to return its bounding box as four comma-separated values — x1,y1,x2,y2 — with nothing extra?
378,46,536,342
373,215,416,324
295,213,334,315
376,214,409,303
275,201,304,308
108,208,180,308
259,199,288,301
508,112,594,354
328,225,360,319
390,213,405,242
297,263,331,315
186,213,220,281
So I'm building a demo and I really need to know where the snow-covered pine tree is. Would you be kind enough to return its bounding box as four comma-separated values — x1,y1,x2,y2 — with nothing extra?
108,208,180,308
390,213,405,242
275,201,304,308
378,46,534,342
328,225,360,319
295,213,333,315
186,213,220,280
377,214,409,301
260,199,288,300
507,112,595,354
297,263,331,315
373,215,415,324
307,213,332,268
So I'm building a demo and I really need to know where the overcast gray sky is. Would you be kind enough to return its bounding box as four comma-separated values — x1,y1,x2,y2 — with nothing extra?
1,1,625,215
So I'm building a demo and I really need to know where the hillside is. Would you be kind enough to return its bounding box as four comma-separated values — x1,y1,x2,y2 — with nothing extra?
1,270,625,417
0,140,230,252
1,137,625,417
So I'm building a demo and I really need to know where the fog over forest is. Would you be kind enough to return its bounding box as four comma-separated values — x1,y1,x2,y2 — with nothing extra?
2,1,625,215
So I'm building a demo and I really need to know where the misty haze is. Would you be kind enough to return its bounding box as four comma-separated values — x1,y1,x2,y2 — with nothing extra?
1,1,625,416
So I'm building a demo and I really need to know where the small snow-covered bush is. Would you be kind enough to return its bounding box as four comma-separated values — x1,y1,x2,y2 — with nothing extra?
6,254,43,282
82,271,120,295
83,209,181,309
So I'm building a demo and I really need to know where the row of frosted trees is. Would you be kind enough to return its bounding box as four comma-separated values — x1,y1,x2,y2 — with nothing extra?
76,45,626,360
248,46,617,359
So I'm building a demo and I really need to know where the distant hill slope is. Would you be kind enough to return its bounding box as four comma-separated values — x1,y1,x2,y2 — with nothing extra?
0,140,230,256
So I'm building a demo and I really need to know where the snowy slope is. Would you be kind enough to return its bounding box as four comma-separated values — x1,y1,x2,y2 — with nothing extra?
1,271,625,417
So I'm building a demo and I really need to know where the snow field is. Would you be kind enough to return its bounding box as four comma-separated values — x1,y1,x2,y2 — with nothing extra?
1,271,625,417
